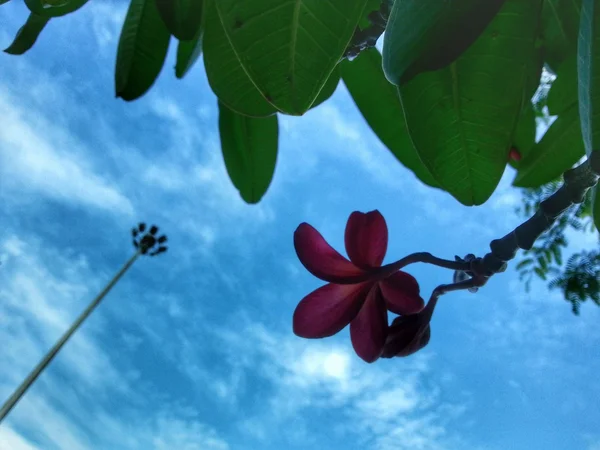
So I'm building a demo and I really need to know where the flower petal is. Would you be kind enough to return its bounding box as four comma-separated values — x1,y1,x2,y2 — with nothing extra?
294,223,365,283
379,271,424,315
344,210,388,269
350,285,388,363
293,282,371,338
382,315,431,358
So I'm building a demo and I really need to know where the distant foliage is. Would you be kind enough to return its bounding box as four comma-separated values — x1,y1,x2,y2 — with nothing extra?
516,183,599,313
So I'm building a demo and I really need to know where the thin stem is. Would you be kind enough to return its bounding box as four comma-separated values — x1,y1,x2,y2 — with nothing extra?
0,249,141,425
325,252,471,285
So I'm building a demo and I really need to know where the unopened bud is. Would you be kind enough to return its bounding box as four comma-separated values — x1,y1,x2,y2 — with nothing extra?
382,297,438,358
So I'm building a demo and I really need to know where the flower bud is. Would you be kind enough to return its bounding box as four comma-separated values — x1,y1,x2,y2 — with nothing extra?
381,297,437,358
381,315,430,357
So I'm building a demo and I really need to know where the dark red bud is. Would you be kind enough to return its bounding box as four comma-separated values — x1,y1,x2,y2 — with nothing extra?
381,297,437,358
381,315,431,358
509,147,522,162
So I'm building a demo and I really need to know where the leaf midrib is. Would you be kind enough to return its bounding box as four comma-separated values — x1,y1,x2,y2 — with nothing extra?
449,62,474,203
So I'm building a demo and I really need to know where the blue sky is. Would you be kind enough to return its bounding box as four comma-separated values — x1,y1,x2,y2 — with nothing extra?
1,2,600,450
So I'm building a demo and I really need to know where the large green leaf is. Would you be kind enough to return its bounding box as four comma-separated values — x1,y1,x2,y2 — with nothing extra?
115,0,171,101
382,0,506,86
175,28,203,79
509,102,537,169
309,66,340,109
23,0,88,17
218,102,278,203
578,0,600,158
155,0,203,40
398,0,543,206
340,48,437,187
203,0,276,117
547,53,578,115
593,184,600,231
215,0,371,115
540,0,581,71
4,13,49,55
513,106,585,187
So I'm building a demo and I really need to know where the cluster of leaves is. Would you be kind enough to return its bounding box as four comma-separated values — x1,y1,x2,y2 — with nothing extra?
3,0,600,310
516,182,599,313
4,0,598,208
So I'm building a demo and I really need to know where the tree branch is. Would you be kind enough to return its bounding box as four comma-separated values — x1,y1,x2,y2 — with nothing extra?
343,0,393,60
474,156,600,279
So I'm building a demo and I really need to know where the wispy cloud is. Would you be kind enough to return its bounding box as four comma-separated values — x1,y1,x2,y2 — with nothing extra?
0,87,134,217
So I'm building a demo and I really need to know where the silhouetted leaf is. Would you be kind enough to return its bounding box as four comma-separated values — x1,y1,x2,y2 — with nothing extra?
175,28,203,78
547,53,577,115
309,66,340,109
156,0,203,40
24,0,88,17
516,258,534,270
540,0,581,71
398,0,542,205
218,102,278,203
510,102,537,169
382,0,506,85
340,48,437,187
4,13,49,55
203,0,276,117
578,0,600,158
513,106,585,187
214,0,372,115
115,0,171,101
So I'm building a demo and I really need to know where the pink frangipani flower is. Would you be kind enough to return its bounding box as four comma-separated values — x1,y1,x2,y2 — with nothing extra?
292,210,425,363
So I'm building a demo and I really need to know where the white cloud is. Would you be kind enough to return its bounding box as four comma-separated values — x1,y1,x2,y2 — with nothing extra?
0,87,134,217
0,233,230,450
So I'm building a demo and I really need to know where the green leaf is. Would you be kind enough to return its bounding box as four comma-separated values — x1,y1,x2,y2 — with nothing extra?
516,258,534,270
398,0,543,205
593,184,600,231
215,0,371,115
340,48,438,187
547,53,578,115
551,245,563,265
175,28,203,79
4,13,49,55
513,105,585,187
540,0,581,71
510,102,537,169
115,0,171,101
23,0,88,17
203,0,276,117
578,0,600,158
1,0,12,5
357,0,381,30
309,66,340,109
534,266,548,280
218,101,279,203
155,0,203,41
382,0,506,86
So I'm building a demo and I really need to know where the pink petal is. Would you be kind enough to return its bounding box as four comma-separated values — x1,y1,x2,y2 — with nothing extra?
350,285,388,363
294,223,366,283
344,211,388,269
293,282,371,338
379,271,424,315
